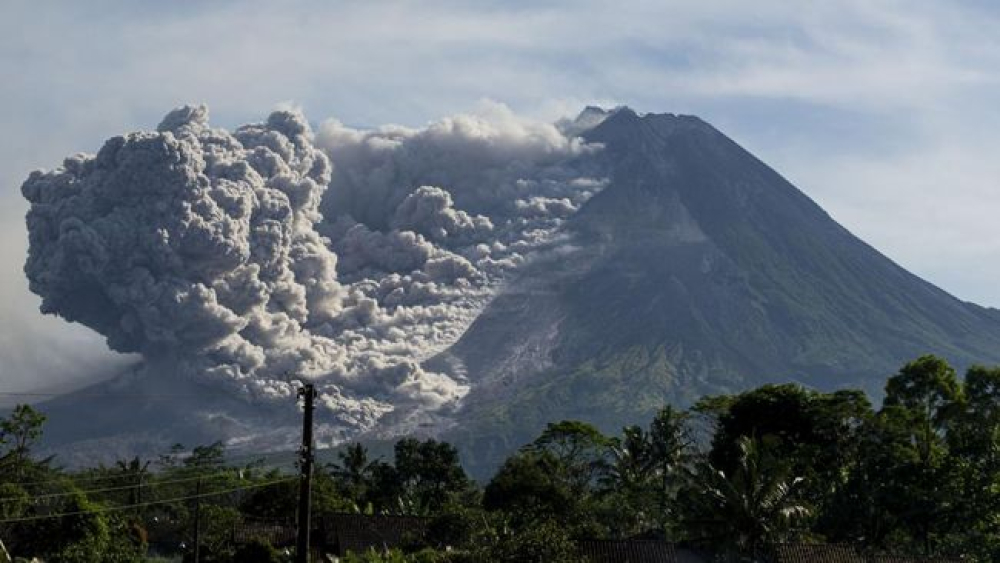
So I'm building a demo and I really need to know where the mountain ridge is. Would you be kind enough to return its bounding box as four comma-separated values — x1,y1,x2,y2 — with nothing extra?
440,107,1000,475
25,106,1000,477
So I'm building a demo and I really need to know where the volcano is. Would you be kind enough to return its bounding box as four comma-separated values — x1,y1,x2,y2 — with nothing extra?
28,106,1000,474
438,107,1000,474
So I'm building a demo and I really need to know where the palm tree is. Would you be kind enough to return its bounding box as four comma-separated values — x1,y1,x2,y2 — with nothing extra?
116,456,151,508
599,425,656,535
649,406,693,534
602,425,654,492
329,442,374,506
682,436,810,559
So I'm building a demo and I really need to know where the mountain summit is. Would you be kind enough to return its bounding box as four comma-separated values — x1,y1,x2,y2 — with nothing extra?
441,107,1000,473
24,106,1000,472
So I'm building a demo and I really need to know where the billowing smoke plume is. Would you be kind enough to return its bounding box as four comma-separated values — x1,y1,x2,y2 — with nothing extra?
21,106,351,398
317,102,606,292
22,102,606,439
318,102,601,237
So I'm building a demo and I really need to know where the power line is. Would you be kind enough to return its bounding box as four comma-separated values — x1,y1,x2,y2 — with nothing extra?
147,449,300,469
10,449,299,488
13,462,293,491
0,464,296,504
0,477,299,524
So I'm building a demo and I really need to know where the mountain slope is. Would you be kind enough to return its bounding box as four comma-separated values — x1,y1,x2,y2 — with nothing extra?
443,108,1000,475
29,107,1000,475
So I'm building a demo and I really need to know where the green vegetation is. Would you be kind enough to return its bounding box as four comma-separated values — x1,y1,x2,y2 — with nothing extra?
1,355,999,560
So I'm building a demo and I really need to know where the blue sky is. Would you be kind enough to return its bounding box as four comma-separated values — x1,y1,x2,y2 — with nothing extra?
2,0,1000,391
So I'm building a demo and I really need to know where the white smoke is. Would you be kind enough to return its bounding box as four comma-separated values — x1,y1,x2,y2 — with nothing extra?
317,101,600,232
315,101,606,299
22,102,607,439
22,106,353,401
391,186,493,244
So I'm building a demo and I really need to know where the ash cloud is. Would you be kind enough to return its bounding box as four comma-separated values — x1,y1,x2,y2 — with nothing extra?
317,101,601,234
21,102,607,441
22,106,346,393
390,186,493,244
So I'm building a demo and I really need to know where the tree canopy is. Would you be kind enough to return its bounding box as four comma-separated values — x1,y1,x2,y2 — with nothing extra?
0,355,996,561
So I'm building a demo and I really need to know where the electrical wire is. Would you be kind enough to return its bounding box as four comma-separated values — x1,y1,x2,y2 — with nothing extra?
0,463,297,503
0,477,299,524
8,460,296,491
10,448,300,488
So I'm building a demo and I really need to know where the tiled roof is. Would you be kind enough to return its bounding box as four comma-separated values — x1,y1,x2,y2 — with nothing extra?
772,544,865,563
771,544,963,563
576,539,678,563
320,513,430,556
867,556,962,563
231,519,296,547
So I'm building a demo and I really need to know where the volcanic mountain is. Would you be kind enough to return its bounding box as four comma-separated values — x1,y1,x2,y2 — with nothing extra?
438,107,1000,473
27,106,1000,473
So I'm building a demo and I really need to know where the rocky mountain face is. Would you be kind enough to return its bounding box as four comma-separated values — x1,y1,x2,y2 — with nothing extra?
440,108,1000,475
30,107,1000,475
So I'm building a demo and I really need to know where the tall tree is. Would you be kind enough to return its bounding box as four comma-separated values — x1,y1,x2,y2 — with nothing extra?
0,404,46,481
483,450,575,526
599,425,656,536
697,383,871,537
375,438,470,513
647,406,692,535
115,456,151,508
602,425,653,493
524,420,611,495
680,436,810,558
944,365,1000,557
884,355,962,445
329,442,375,505
879,355,964,555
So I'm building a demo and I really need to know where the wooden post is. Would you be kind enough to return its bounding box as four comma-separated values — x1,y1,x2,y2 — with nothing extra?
296,383,316,563
193,477,202,563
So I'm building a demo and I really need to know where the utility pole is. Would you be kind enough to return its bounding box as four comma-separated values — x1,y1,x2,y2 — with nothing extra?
296,383,316,563
193,477,202,563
